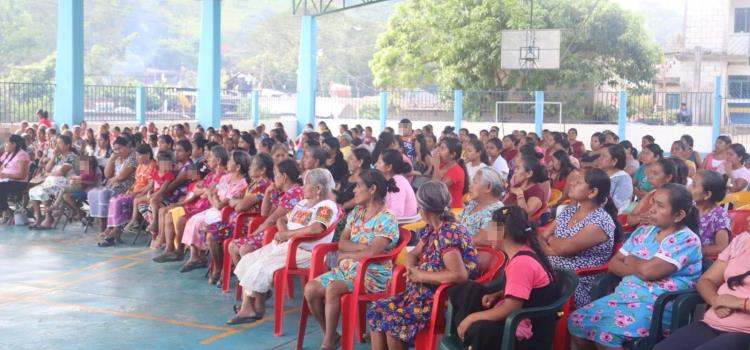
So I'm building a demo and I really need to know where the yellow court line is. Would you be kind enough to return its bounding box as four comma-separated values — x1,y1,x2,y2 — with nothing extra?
200,307,301,345
31,299,234,332
21,249,151,287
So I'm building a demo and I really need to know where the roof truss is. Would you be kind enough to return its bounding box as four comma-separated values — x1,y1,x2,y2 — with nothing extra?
292,0,391,16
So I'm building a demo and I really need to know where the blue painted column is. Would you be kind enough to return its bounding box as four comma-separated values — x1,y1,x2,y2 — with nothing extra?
251,90,260,128
296,16,317,135
454,90,463,131
53,0,84,127
534,91,544,135
196,0,221,129
135,87,146,126
618,90,628,140
713,75,723,142
379,91,388,133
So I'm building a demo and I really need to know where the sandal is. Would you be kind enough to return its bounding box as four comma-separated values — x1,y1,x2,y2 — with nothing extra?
179,260,207,273
208,274,222,285
320,335,342,350
225,315,259,325
153,252,182,263
97,237,116,247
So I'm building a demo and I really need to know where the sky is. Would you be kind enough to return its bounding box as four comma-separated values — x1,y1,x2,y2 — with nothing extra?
616,0,685,11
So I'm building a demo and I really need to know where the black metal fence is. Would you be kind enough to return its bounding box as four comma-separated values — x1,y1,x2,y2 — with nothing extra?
84,85,137,121
386,90,454,122
0,82,55,123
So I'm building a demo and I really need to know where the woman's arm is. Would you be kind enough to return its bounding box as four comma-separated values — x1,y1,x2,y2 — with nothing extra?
0,160,29,180
253,206,290,235
729,178,748,193
702,230,730,257
260,187,275,217
164,168,190,193
626,192,652,226
275,222,325,242
616,254,678,281
405,240,425,270
339,237,392,261
697,259,727,306
694,152,703,170
408,250,468,285
515,193,542,217
541,224,609,257
104,155,117,179
233,193,262,212
457,296,524,338
111,165,135,183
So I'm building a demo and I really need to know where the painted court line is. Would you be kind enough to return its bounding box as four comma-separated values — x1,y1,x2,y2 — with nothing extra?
29,249,152,286
200,307,301,345
31,299,234,332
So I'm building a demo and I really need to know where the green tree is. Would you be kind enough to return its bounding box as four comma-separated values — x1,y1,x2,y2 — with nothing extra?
370,0,662,91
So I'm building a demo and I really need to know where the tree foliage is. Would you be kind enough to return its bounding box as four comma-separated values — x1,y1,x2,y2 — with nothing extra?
370,0,662,91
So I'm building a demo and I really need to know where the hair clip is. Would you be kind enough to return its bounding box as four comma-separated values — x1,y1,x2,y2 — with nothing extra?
523,226,533,233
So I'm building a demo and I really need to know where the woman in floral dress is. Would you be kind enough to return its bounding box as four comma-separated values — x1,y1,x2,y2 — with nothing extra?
367,181,479,349
569,184,703,349
304,169,400,350
690,170,732,257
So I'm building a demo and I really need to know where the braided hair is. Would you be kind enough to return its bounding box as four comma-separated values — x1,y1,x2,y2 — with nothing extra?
492,205,555,280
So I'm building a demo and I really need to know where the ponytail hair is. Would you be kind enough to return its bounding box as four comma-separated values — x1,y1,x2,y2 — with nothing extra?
416,181,455,222
381,149,412,175
662,183,700,234
584,168,623,242
468,139,491,165
727,270,750,290
492,206,555,279
360,168,399,202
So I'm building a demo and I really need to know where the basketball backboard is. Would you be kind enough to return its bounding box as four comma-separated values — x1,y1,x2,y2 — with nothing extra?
501,29,561,70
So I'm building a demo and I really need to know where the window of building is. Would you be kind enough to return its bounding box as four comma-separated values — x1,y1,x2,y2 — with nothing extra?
729,75,750,99
735,8,750,33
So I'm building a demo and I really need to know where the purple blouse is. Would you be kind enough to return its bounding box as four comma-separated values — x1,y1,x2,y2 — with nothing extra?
699,206,731,245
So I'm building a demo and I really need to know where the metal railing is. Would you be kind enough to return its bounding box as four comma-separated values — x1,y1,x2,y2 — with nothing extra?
0,82,55,123
386,90,454,122
627,91,713,126
315,91,379,121
143,86,196,121
84,85,137,122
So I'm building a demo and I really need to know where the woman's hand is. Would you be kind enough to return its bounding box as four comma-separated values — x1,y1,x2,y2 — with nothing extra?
456,314,476,340
510,186,525,198
405,267,424,283
274,230,290,242
714,306,733,319
714,294,744,310
482,293,502,309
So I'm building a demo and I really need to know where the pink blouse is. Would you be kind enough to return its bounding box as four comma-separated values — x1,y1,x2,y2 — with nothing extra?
385,174,418,220
0,150,30,179
702,233,750,333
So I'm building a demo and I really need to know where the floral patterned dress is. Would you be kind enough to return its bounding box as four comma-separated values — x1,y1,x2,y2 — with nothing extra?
698,205,731,246
568,225,702,347
232,184,304,250
316,207,399,292
203,177,271,242
548,205,615,308
458,200,505,237
367,221,479,344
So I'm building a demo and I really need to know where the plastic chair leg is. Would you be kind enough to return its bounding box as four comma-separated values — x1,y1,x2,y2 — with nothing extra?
357,300,367,344
235,285,242,301
221,239,233,293
273,270,286,336
296,296,310,350
341,294,355,350
287,275,296,300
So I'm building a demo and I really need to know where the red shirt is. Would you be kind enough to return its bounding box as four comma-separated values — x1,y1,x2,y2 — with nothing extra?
39,118,52,128
501,149,518,163
571,141,585,158
442,163,465,209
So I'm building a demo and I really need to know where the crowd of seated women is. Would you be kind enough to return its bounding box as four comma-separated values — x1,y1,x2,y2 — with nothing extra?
1,116,749,350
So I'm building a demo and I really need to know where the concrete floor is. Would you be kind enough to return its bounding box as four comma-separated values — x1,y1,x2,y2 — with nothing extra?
0,222,359,350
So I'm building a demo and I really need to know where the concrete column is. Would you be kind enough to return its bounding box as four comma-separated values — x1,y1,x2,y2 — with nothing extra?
379,91,388,133
296,16,317,135
251,90,260,128
53,0,84,127
196,0,221,129
534,91,544,135
135,87,146,126
454,90,463,131
713,75,722,142
618,90,628,140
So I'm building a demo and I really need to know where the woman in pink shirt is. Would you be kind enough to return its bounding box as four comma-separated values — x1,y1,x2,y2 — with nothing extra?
376,149,418,221
0,135,31,222
655,231,750,349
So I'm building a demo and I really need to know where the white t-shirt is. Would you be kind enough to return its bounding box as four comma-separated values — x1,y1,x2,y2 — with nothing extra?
466,162,490,184
286,199,340,251
731,167,750,190
492,157,510,180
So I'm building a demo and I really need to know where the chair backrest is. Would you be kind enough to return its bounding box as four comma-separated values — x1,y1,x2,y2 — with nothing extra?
548,189,563,207
553,268,580,308
475,246,507,284
728,209,750,237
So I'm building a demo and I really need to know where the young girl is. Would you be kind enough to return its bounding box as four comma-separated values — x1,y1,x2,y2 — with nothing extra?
634,143,664,200
140,152,176,246
703,135,732,175
570,183,703,350
549,150,579,203
449,206,560,350
432,138,468,209
58,156,100,220
465,139,491,184
726,143,750,193
627,158,679,227
691,170,731,256
124,145,157,231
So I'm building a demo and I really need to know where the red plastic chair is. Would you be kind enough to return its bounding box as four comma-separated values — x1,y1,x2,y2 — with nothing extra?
273,208,344,336
553,241,623,350
296,228,412,350
728,209,750,238
388,245,506,350
219,207,264,293
234,225,278,301
617,214,637,236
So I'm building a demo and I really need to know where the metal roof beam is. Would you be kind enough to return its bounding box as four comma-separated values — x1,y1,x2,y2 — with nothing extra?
292,0,391,16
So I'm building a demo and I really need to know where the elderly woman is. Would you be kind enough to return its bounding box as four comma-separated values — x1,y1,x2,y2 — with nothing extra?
87,136,137,246
0,135,30,222
29,135,78,229
304,169,400,349
459,167,505,244
228,168,340,325
367,181,479,349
